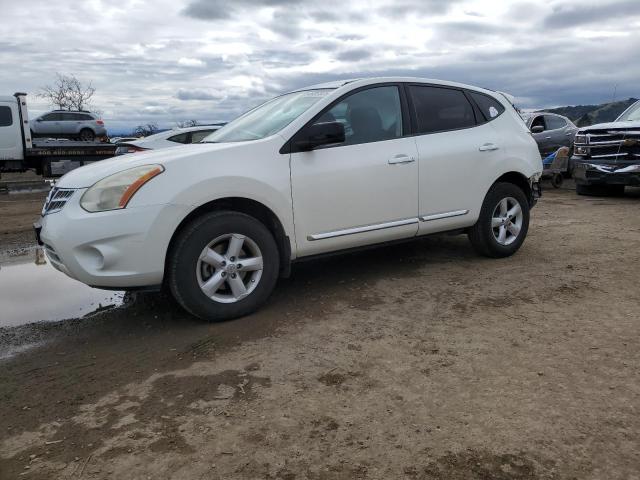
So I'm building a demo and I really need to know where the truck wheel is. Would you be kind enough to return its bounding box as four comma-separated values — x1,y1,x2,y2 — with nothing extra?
79,128,95,141
468,182,530,258
576,184,625,196
551,173,563,188
168,211,280,321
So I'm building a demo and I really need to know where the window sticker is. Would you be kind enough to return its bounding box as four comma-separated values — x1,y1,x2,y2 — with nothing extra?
489,106,499,118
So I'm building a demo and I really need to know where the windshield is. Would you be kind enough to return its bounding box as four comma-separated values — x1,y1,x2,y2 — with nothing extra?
203,89,333,143
616,101,640,122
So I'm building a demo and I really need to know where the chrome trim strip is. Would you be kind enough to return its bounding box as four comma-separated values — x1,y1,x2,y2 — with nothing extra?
591,152,629,158
307,218,418,241
420,209,469,222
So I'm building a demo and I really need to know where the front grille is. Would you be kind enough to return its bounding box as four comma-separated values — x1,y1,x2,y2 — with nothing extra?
575,129,640,160
42,187,76,215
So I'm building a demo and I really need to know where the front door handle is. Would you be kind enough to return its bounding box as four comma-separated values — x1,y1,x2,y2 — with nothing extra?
388,154,415,165
478,143,499,152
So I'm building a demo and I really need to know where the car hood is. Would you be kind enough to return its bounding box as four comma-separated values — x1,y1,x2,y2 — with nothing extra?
56,142,249,188
579,120,640,132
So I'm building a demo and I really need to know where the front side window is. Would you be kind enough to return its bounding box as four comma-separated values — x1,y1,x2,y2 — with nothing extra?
409,86,476,134
0,106,12,127
617,101,640,122
469,91,505,122
204,89,333,143
41,113,59,121
545,115,567,130
530,115,546,131
310,86,403,146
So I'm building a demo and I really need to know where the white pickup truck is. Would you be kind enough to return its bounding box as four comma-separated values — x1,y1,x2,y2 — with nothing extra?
0,93,116,176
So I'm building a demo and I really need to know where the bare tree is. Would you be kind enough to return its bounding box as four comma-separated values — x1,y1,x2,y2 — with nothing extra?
132,123,159,137
38,73,96,111
177,119,199,128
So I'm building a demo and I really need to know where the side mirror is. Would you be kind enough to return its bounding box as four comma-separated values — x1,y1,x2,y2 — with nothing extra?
531,125,544,133
295,121,345,151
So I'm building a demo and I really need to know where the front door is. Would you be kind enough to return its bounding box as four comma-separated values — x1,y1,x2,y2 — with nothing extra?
290,85,419,257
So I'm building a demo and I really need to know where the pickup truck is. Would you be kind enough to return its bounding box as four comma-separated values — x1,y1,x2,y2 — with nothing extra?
572,99,640,195
0,93,116,177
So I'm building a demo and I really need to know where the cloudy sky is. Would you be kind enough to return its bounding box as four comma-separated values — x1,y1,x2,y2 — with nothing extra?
1,0,639,132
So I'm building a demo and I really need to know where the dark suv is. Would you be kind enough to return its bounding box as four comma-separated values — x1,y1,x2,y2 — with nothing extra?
31,110,107,141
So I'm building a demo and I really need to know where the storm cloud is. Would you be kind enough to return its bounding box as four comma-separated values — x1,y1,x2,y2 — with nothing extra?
1,0,638,132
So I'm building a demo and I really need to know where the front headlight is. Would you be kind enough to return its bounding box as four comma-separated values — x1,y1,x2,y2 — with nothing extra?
575,134,587,145
80,165,164,212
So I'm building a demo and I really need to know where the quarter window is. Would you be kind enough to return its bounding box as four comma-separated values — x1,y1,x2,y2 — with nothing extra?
468,91,505,122
0,106,12,127
409,86,476,134
311,86,403,146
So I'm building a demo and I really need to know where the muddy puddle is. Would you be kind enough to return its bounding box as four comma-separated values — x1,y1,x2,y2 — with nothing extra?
0,247,125,328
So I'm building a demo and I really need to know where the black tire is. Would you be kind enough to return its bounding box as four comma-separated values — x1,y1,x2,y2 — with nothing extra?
468,182,530,258
576,184,625,196
551,173,563,188
79,128,95,141
167,211,280,321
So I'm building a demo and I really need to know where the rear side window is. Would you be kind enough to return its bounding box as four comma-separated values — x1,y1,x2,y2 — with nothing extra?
545,115,567,130
0,106,12,127
190,130,214,143
168,132,189,144
468,91,505,122
409,86,476,134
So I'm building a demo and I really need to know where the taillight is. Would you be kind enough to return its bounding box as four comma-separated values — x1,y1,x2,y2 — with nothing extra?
115,145,148,156
96,120,104,125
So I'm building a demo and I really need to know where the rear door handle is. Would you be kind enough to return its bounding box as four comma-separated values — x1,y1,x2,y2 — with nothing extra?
478,143,499,152
388,154,415,164
545,136,552,139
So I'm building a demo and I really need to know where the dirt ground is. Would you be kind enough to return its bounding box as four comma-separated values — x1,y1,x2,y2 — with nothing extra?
1,181,639,479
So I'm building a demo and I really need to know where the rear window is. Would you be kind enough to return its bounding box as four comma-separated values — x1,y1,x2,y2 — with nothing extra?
0,106,12,127
409,86,476,134
469,91,505,122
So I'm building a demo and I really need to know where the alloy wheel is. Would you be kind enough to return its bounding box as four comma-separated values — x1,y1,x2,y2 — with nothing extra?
196,233,264,304
491,196,523,246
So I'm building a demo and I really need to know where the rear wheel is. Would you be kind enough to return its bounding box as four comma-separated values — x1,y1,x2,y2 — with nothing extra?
468,182,530,258
79,128,95,141
168,211,280,321
576,184,625,196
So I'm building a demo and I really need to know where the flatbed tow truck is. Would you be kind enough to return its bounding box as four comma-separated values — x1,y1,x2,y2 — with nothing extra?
0,93,116,178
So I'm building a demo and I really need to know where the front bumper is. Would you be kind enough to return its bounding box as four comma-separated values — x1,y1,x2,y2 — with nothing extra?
39,190,191,289
572,157,640,186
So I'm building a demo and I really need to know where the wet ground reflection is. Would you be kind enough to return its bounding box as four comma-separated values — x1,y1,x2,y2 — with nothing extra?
0,248,125,328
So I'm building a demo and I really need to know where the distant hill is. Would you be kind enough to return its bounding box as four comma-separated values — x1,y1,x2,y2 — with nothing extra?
537,97,638,127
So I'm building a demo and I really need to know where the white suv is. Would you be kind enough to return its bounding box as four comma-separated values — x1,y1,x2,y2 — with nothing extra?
37,78,542,321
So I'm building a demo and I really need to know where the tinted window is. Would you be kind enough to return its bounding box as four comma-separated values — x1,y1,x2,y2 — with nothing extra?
409,86,476,134
168,132,189,144
469,91,505,122
191,130,214,143
0,106,12,127
545,115,567,130
311,86,402,146
41,113,60,121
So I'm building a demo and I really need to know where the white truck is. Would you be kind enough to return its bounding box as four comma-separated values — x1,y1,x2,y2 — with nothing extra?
0,93,116,177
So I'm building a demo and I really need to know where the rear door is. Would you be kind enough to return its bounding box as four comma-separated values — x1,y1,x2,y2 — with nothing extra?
0,102,22,160
407,85,505,235
544,115,573,150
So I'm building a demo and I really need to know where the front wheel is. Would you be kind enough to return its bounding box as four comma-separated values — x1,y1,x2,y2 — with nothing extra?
468,182,530,258
168,211,280,321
